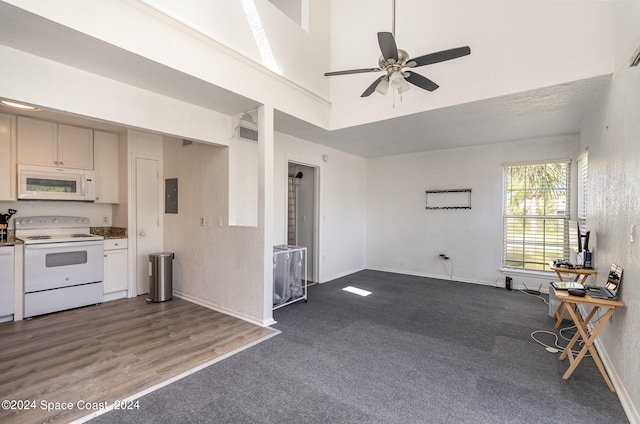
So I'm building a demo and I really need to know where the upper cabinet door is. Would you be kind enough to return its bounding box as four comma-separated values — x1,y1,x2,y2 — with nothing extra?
58,124,93,170
17,116,58,167
17,117,94,170
0,113,17,201
94,130,119,203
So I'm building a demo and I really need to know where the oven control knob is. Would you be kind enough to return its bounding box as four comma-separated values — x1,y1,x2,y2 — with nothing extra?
53,218,58,224
76,219,82,223
27,219,33,224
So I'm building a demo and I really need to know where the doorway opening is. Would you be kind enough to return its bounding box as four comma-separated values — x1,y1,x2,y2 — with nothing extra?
287,162,319,284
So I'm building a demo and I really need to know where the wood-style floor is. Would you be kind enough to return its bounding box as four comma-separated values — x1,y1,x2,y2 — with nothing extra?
0,297,278,424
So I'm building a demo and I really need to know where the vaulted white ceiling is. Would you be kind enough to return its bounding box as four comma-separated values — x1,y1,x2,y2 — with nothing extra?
0,0,617,158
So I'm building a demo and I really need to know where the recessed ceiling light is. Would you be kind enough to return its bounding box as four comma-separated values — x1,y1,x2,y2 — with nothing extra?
1,100,40,111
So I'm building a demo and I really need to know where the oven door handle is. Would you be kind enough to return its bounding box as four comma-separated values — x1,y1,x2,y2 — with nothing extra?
25,241,104,250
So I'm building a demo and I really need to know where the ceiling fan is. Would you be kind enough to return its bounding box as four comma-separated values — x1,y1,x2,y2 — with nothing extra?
324,0,471,97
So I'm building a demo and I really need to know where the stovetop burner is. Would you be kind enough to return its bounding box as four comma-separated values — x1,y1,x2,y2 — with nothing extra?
15,216,104,245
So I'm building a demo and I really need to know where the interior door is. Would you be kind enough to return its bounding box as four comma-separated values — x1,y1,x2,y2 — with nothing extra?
135,157,162,295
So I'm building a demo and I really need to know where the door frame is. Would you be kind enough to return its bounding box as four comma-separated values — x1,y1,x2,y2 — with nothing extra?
286,157,321,284
128,152,163,297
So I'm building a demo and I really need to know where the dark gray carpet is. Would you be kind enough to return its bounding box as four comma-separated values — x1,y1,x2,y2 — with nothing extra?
90,270,629,423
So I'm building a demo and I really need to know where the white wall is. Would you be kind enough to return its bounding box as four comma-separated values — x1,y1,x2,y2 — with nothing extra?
3,0,331,130
274,131,368,282
228,136,259,227
366,135,579,287
138,0,329,96
162,138,268,325
578,2,640,418
0,46,231,146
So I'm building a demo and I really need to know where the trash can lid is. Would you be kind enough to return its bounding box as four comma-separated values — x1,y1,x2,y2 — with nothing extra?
149,252,174,258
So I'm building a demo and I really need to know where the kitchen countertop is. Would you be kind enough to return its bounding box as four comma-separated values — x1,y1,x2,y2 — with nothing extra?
0,236,22,246
91,227,128,239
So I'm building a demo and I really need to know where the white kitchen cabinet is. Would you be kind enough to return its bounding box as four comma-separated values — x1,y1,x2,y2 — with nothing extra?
0,246,15,323
93,130,120,203
57,124,94,169
0,113,16,201
103,238,128,302
17,116,57,167
17,117,93,170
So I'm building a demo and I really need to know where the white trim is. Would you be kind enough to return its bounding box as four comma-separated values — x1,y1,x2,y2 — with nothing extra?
174,291,277,327
503,158,572,167
365,266,545,292
321,266,366,284
285,155,322,284
596,338,640,424
500,267,555,279
127,151,163,298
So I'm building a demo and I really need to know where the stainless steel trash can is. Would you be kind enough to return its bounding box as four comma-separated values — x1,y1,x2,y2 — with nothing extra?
147,252,174,303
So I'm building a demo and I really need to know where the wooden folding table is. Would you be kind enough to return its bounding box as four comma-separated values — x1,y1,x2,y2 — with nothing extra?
550,265,597,328
553,288,624,392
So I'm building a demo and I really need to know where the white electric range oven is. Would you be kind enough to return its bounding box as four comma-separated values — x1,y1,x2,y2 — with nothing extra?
15,216,104,318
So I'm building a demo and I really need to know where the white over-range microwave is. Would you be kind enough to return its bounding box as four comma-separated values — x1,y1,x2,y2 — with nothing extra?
18,164,96,202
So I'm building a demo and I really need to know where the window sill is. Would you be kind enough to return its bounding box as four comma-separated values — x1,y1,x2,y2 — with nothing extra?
500,268,555,279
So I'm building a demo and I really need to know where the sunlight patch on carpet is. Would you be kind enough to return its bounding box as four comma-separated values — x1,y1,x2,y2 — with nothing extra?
342,286,372,297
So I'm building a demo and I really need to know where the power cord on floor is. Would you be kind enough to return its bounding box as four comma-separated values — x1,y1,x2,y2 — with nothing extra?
439,257,454,280
522,281,543,296
531,314,604,356
518,288,549,305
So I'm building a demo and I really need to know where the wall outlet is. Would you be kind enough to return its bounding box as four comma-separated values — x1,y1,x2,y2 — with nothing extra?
102,215,109,225
505,276,512,290
200,216,205,227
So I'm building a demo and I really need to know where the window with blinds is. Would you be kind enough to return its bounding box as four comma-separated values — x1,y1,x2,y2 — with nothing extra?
577,150,588,220
503,162,571,271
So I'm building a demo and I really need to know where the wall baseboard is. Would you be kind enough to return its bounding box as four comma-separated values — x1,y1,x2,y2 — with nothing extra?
173,291,276,327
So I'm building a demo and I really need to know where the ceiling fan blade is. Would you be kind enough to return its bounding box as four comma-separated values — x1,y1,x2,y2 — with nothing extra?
409,46,471,67
324,68,381,76
405,71,439,91
361,75,386,97
377,32,398,62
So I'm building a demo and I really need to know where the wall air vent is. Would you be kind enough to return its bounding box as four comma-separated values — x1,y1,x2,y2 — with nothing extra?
239,124,259,142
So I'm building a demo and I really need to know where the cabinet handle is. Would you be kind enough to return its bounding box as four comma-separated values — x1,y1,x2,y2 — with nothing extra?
104,254,107,257
59,161,64,165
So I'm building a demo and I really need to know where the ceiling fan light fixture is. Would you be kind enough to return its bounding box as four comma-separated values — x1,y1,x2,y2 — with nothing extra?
397,79,410,94
389,71,410,94
389,71,404,89
375,77,390,95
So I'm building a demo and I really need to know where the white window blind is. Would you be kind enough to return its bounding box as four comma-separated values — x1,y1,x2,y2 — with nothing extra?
577,150,588,220
503,162,571,271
